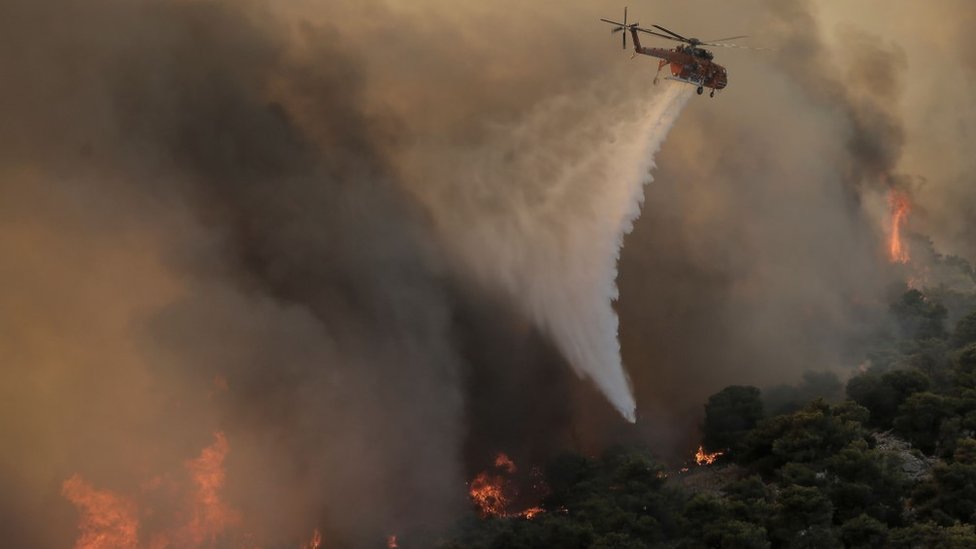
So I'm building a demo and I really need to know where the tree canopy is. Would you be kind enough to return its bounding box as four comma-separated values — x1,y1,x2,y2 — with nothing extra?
443,289,976,548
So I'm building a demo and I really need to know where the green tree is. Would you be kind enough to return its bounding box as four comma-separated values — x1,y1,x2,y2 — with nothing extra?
888,521,947,548
847,368,930,428
840,514,887,548
893,522,976,549
787,525,841,549
740,400,867,474
953,311,976,348
702,385,764,455
944,523,976,547
890,289,948,341
713,520,769,549
769,485,835,546
722,476,772,524
954,438,976,464
680,493,730,547
776,462,821,487
824,440,907,524
903,338,953,391
893,392,954,454
591,532,647,549
913,455,976,525
954,344,976,389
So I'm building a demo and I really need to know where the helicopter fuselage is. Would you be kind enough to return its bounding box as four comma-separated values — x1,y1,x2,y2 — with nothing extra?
641,46,728,90
629,28,728,93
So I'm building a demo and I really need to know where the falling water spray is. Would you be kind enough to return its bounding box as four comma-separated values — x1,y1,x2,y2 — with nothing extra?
409,82,692,422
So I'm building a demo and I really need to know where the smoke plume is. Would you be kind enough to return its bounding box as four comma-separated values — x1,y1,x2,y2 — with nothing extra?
4,0,976,547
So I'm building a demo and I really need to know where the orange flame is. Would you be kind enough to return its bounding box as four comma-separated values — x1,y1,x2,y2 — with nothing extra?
468,452,545,520
62,475,140,549
387,534,399,548
520,507,544,519
469,471,510,517
888,190,911,264
694,445,723,466
177,432,241,546
63,432,243,549
300,529,323,549
494,453,516,474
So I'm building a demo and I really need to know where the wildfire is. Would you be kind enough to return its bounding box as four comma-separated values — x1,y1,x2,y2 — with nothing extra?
494,453,517,474
469,470,510,517
301,529,323,549
62,432,242,549
468,453,545,520
387,534,399,548
888,189,911,264
178,432,241,546
520,507,544,519
694,445,723,466
62,475,140,549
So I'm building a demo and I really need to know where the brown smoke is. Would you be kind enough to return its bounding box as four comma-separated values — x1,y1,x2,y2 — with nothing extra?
2,1,976,547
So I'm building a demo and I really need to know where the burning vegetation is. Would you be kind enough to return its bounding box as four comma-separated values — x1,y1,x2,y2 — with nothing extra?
62,432,324,549
888,189,912,264
300,530,323,549
6,0,975,547
61,476,140,549
446,288,976,547
468,453,546,520
468,471,510,518
694,445,723,466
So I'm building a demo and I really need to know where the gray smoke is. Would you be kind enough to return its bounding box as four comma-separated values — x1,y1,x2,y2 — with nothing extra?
0,1,466,546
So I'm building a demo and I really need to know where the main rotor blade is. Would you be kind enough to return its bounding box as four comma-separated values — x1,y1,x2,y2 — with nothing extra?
701,41,772,51
637,28,685,42
611,27,624,34
704,35,748,43
600,18,625,26
651,24,688,41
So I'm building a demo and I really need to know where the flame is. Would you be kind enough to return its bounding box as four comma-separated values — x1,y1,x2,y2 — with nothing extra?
63,432,243,549
468,452,545,520
469,470,510,517
494,453,516,474
62,475,140,549
888,190,911,264
300,529,323,549
387,534,399,548
694,445,723,466
520,507,544,519
177,432,241,546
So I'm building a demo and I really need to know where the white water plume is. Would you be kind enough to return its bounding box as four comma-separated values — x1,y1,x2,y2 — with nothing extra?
406,81,692,422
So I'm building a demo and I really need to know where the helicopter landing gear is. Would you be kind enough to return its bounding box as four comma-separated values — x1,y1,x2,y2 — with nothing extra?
710,89,715,98
653,77,659,85
696,86,704,95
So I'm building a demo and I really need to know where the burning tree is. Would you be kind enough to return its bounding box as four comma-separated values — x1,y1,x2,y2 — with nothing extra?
61,432,256,549
61,476,140,549
467,453,546,520
695,446,724,466
888,189,912,264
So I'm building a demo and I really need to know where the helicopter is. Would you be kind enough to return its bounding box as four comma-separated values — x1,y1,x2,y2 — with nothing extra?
600,7,755,97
